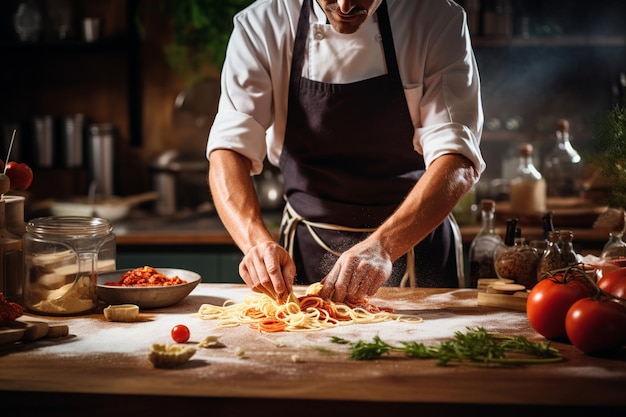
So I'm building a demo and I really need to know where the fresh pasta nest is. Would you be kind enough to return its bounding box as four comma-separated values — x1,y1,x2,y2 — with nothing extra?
193,283,422,332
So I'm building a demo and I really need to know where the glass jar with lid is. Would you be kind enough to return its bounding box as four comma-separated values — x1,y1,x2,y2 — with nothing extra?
494,228,540,289
23,216,116,315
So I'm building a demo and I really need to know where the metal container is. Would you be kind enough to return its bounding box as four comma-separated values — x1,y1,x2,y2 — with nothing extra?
33,115,54,168
1,198,24,304
23,216,116,316
151,150,211,216
88,123,115,198
61,113,85,168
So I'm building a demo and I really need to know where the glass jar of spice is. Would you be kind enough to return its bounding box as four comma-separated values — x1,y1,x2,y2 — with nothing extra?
23,216,116,315
537,230,564,281
494,226,540,288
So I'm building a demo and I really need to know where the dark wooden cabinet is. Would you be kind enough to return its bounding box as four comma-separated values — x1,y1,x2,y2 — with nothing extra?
460,0,626,180
0,0,142,200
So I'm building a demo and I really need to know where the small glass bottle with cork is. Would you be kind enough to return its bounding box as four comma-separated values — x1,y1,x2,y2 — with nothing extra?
543,119,582,198
509,143,547,214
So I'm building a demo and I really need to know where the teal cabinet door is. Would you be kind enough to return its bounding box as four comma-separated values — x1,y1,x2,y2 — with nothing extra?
116,245,243,283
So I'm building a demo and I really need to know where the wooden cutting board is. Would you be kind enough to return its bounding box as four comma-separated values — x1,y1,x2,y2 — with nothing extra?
476,278,529,311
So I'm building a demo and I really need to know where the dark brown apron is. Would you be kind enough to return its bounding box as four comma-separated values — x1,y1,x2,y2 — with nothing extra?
279,0,459,288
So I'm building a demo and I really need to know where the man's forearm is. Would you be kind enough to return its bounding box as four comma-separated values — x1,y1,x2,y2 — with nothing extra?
371,153,478,261
208,149,275,253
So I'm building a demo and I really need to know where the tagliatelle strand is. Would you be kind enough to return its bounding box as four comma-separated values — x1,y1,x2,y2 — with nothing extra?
192,283,423,332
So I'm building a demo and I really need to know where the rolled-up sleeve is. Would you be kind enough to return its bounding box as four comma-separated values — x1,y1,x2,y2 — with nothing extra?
411,6,485,176
207,2,286,175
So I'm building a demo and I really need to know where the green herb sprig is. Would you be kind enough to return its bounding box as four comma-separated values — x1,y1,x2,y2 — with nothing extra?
585,104,626,208
331,327,563,366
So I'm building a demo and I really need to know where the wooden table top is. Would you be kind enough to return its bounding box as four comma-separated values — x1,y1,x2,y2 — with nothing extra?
2,285,624,416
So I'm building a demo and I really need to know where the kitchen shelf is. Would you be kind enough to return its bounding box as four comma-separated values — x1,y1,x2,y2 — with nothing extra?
0,35,132,53
474,35,626,47
0,0,143,150
481,131,528,142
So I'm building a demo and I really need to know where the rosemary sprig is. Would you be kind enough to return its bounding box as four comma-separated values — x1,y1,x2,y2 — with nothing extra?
331,327,563,366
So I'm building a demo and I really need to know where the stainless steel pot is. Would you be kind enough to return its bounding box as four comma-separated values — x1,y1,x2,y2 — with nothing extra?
151,150,211,216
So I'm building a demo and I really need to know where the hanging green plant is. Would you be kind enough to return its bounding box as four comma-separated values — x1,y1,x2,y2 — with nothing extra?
585,104,626,208
141,0,254,82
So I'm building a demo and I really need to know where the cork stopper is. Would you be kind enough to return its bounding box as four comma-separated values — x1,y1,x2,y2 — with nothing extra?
557,119,569,132
481,199,495,212
559,230,574,242
519,143,533,157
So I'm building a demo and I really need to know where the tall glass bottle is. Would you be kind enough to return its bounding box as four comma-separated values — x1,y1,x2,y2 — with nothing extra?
509,143,547,214
541,211,555,241
543,119,582,197
493,218,517,277
468,199,502,288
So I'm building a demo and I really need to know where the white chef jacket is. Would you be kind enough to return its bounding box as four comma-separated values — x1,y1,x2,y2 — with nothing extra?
207,0,486,178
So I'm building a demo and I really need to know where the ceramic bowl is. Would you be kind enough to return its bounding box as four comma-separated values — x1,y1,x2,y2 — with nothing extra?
97,268,201,309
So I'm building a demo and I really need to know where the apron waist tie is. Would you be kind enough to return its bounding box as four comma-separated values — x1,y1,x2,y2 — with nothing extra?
280,201,417,287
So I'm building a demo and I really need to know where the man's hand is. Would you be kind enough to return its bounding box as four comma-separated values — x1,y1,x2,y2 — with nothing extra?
239,240,297,301
318,241,392,303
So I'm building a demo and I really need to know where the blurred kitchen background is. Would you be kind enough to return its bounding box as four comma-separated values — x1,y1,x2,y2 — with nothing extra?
0,0,625,281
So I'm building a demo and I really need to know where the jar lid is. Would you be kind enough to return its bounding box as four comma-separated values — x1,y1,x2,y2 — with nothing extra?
26,216,112,237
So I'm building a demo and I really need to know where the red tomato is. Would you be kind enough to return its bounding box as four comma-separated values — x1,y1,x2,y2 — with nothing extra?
526,273,594,340
566,297,626,354
4,161,33,190
598,268,626,299
171,324,190,343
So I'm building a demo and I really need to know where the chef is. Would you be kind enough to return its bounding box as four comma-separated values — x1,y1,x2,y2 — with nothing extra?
206,0,486,303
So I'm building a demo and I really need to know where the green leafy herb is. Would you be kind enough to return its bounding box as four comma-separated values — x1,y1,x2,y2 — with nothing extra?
331,327,563,366
330,336,350,345
584,104,626,208
139,0,255,82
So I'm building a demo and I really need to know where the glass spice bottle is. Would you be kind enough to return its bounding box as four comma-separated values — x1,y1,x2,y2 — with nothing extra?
601,231,626,261
537,230,564,281
468,199,502,288
509,143,547,214
559,230,579,267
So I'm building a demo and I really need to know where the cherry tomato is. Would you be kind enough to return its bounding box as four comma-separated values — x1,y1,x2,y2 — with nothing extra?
598,267,626,299
4,161,33,190
565,297,626,355
526,273,594,340
171,324,190,343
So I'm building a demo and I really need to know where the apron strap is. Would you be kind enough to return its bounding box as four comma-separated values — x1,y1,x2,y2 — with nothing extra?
448,213,466,288
280,201,418,287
